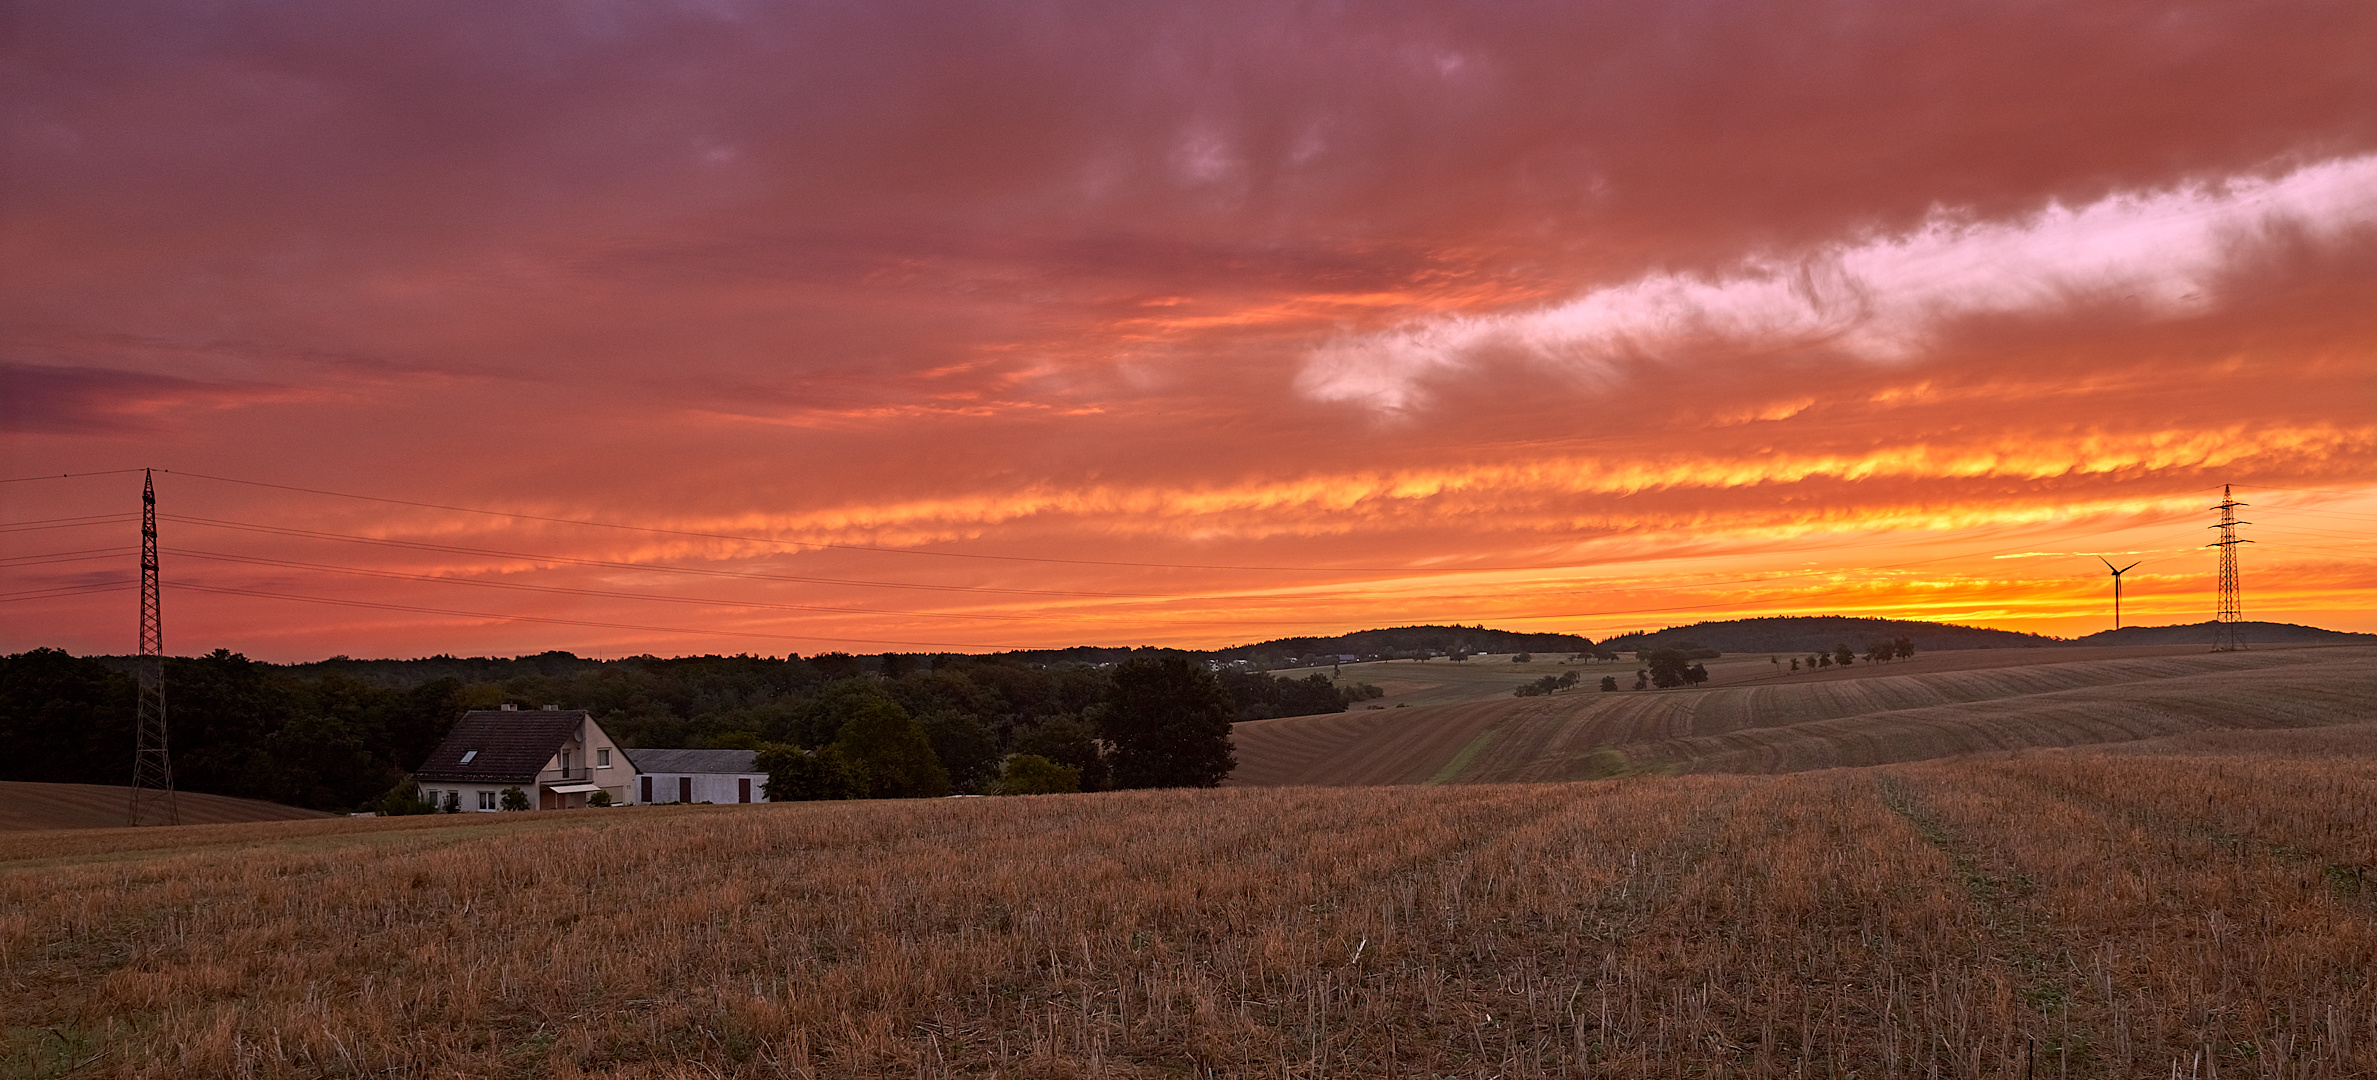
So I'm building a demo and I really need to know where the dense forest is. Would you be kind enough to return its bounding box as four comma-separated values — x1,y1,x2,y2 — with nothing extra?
0,647,1381,813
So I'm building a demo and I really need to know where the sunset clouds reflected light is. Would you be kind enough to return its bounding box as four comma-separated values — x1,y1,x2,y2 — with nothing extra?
5,0,2374,660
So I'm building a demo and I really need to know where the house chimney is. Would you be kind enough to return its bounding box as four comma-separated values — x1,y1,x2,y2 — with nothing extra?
500,703,518,711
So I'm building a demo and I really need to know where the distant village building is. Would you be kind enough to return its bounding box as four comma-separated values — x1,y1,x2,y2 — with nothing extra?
629,748,769,805
413,707,632,811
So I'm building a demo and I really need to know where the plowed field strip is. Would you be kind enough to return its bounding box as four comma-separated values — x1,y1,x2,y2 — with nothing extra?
1230,701,1511,786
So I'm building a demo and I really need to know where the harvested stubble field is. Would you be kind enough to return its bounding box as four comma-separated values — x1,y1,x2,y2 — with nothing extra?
1230,645,2377,786
8,725,2377,1079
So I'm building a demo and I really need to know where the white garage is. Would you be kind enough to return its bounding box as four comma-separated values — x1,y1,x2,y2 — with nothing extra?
631,748,769,805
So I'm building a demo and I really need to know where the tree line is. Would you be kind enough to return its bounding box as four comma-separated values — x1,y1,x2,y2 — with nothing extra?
0,647,1385,812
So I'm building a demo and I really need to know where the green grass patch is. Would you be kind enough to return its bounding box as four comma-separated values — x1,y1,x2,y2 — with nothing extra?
1424,729,1500,785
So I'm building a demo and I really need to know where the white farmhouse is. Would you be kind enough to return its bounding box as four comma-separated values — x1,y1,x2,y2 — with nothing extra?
631,748,770,805
412,707,634,811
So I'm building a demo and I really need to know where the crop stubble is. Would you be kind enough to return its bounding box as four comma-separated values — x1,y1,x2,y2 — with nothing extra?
6,720,2377,1078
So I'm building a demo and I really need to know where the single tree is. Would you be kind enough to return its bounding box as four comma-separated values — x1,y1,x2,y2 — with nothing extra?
1790,657,1800,671
1100,654,1237,788
1643,648,1696,688
1684,663,1709,686
1599,675,1619,692
1834,643,1857,667
1632,670,1649,690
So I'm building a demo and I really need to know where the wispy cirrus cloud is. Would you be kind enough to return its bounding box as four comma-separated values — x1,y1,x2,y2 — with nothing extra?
1300,155,2377,411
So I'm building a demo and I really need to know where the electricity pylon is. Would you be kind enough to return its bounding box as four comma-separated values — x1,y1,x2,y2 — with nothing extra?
130,468,178,826
2208,484,2251,653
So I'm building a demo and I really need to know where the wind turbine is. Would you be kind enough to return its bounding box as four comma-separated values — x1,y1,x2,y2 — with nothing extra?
2099,557,2141,630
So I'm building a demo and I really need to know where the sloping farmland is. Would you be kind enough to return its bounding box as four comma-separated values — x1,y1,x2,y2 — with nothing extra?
1229,644,2377,786
0,781,332,831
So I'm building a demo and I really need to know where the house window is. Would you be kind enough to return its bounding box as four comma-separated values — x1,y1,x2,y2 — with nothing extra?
459,750,477,764
597,748,611,768
477,791,496,810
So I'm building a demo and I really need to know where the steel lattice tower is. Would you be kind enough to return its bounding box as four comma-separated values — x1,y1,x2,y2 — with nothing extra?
130,468,178,826
2208,484,2251,653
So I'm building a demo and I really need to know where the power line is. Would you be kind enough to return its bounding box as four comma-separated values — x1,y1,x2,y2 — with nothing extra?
0,515,138,535
0,468,152,485
0,581,139,603
0,513,140,529
0,546,138,566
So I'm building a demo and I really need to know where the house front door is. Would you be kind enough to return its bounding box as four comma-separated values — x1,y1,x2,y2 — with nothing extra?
678,776,692,803
640,775,652,803
738,777,750,803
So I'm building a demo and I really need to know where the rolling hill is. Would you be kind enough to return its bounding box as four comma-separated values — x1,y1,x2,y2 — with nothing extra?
1230,643,2377,786
2072,620,2377,646
1595,615,2059,654
0,781,332,831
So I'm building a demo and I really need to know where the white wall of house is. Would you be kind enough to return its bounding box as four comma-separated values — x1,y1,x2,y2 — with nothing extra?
634,771,770,805
413,783,525,812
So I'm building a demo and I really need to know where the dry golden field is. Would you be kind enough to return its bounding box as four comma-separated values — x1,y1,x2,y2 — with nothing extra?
8,721,2377,1079
1231,645,2377,786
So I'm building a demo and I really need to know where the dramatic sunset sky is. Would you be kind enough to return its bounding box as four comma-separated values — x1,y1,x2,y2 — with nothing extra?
6,0,2375,661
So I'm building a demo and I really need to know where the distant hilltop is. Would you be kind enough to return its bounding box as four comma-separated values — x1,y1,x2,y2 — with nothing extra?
1598,616,2059,655
1600,615,2376,655
995,625,1594,668
2071,621,2377,646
